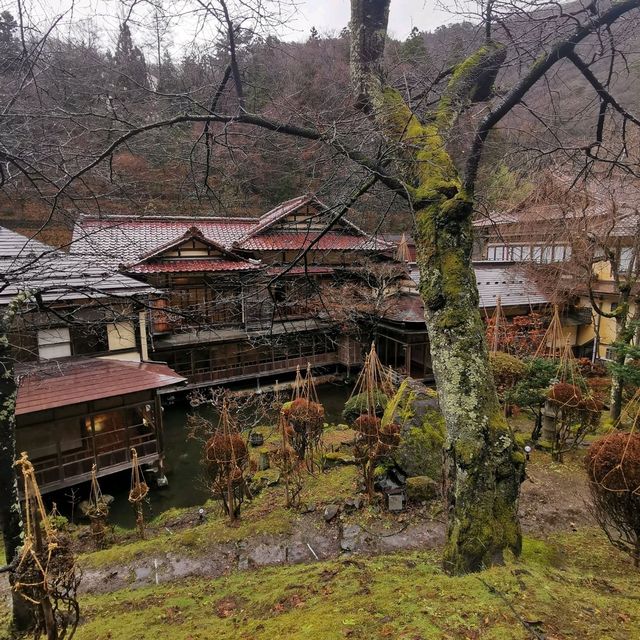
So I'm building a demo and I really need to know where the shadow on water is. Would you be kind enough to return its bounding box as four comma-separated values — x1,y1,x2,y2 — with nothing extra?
46,381,354,529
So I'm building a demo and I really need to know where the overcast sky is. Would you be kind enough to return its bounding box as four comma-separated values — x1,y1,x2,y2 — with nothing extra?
17,0,461,51
291,1,454,39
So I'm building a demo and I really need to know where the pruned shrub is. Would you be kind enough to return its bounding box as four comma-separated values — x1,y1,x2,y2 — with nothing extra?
548,382,582,408
489,351,526,397
206,431,248,466
282,397,325,461
343,390,388,422
354,414,381,441
586,432,640,566
205,429,250,521
547,384,601,462
354,416,400,498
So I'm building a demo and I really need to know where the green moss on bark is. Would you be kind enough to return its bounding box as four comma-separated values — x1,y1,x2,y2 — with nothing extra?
383,379,445,478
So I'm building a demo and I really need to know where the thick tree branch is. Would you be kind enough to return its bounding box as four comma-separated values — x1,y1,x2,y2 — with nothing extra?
567,50,640,130
464,0,640,192
350,0,391,111
52,111,408,210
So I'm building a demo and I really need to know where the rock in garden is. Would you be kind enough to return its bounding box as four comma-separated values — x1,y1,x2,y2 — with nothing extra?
340,524,362,552
406,476,440,503
252,469,280,486
323,504,340,522
343,497,362,512
321,451,356,467
382,378,445,479
250,469,280,494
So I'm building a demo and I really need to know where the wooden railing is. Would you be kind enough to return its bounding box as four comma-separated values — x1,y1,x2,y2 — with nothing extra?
31,426,158,493
188,352,339,385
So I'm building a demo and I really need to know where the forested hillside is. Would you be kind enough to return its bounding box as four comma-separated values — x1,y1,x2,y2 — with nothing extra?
1,2,638,246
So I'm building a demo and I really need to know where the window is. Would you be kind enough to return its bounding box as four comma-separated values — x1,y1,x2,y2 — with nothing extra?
542,247,553,263
37,327,71,359
107,322,136,351
487,245,505,261
532,246,542,262
604,346,616,361
71,325,108,355
619,247,635,273
521,246,531,260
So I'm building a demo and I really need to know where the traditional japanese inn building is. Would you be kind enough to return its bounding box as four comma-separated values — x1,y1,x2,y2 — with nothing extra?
4,193,588,493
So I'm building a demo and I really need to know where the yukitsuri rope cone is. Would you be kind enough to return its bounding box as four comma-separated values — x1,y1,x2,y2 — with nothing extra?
486,295,507,354
204,398,249,522
534,304,567,360
87,464,109,548
128,448,149,539
13,452,80,640
586,391,640,566
396,233,411,263
541,331,602,461
282,364,325,468
348,343,400,499
271,411,304,508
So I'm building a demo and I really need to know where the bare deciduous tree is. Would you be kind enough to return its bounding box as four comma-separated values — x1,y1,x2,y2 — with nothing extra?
2,0,640,578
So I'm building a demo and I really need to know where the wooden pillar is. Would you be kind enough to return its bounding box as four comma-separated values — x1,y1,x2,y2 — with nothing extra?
405,344,412,377
89,415,98,470
154,393,165,474
55,425,63,483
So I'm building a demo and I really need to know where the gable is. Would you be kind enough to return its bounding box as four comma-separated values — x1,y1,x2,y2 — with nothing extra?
269,202,355,234
160,236,228,259
123,227,261,275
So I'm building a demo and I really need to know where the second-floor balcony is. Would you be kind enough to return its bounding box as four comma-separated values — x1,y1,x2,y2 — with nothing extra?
151,295,319,335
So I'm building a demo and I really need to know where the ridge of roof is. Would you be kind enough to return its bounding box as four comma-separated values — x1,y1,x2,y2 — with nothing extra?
78,214,257,223
235,193,315,243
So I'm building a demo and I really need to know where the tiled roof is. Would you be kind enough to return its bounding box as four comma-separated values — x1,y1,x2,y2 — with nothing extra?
72,217,256,266
0,227,52,258
239,194,314,240
236,232,391,251
409,262,549,309
233,193,394,251
380,293,426,323
128,259,262,274
72,199,394,266
122,226,261,275
0,227,155,306
15,357,185,415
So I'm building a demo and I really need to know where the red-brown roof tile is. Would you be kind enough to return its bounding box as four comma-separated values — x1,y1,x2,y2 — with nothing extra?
236,233,391,251
15,358,185,415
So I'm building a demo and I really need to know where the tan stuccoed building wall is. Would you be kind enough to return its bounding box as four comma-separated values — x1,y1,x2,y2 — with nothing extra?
575,259,637,360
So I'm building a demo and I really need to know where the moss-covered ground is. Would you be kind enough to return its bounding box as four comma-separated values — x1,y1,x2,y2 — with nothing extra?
79,463,360,570
3,528,637,639
2,414,637,638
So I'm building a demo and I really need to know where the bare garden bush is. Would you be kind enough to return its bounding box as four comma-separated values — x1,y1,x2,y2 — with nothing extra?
586,431,640,566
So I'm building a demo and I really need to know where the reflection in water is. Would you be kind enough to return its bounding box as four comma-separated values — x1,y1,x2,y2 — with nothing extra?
94,382,353,529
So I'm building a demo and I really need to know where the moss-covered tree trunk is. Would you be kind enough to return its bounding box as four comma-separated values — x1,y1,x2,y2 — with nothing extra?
415,194,524,573
0,305,32,630
610,315,628,422
350,0,524,574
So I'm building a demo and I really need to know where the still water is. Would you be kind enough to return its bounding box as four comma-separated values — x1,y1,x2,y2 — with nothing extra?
56,382,353,529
